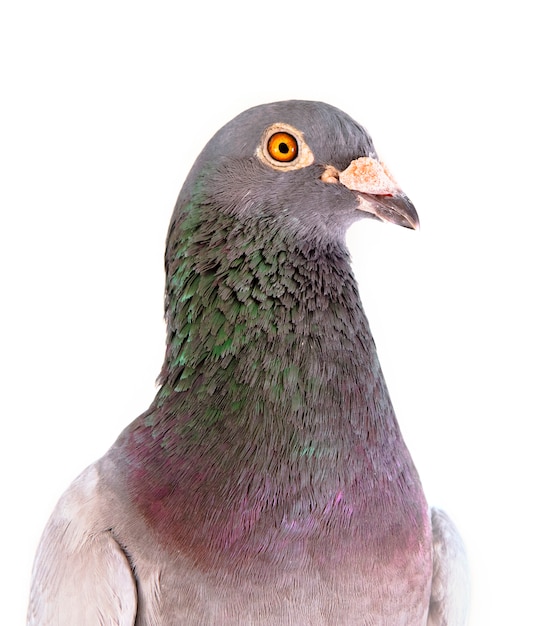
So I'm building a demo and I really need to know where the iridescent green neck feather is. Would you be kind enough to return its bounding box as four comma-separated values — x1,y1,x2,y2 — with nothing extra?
150,180,390,450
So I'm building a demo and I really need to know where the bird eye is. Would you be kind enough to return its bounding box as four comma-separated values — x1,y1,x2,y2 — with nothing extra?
266,132,298,163
256,123,314,170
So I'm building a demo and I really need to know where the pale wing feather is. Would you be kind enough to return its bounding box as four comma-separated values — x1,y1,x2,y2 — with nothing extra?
27,465,137,626
427,507,470,626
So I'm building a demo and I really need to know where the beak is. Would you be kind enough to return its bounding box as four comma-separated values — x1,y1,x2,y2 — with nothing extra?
354,192,419,230
331,156,419,230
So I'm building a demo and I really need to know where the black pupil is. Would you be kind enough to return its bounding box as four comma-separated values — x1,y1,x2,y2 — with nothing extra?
279,142,289,154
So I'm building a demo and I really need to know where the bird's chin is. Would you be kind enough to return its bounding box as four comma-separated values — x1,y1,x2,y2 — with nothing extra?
355,193,420,230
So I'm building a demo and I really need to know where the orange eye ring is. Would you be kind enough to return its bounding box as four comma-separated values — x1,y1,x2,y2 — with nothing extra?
266,132,298,163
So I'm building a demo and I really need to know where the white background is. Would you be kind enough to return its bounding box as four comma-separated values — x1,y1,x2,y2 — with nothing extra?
2,1,557,624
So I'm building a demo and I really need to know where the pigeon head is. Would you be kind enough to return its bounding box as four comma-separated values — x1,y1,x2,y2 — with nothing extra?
171,100,418,251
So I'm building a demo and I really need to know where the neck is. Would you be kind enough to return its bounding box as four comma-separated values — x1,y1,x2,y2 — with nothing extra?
117,205,426,556
154,204,398,448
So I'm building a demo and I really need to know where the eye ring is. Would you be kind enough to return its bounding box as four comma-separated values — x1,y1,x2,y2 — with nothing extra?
256,123,314,171
267,132,298,163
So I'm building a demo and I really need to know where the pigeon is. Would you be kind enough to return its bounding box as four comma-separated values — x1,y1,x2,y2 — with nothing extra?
28,100,469,625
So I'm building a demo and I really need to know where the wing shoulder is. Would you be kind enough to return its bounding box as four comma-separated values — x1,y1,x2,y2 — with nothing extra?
428,507,470,626
28,464,137,626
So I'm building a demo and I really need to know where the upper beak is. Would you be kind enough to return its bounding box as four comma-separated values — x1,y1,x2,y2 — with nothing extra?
324,156,419,230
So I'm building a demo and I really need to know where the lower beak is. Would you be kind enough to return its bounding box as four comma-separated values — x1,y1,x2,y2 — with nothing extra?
331,156,419,230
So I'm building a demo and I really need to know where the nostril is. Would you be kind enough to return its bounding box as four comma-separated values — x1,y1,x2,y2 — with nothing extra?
339,156,400,195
